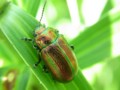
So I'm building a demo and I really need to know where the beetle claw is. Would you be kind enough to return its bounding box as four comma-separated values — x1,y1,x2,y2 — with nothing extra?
33,64,37,68
34,61,40,67
42,65,49,73
70,45,74,50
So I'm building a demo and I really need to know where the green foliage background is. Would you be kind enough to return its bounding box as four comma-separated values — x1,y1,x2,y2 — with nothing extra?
0,0,120,90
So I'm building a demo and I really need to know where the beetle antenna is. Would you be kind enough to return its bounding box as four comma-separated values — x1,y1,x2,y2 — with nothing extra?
39,0,47,22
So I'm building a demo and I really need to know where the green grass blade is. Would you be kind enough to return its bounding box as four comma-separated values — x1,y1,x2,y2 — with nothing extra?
10,0,41,17
0,30,23,65
15,67,31,90
100,0,113,16
70,6,120,69
46,0,70,25
93,56,120,90
0,3,93,90
0,65,30,90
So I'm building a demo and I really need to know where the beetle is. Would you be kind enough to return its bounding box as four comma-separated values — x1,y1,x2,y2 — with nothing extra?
22,0,78,82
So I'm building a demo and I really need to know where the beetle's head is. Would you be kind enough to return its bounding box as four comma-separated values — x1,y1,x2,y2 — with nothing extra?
34,25,46,37
35,27,59,49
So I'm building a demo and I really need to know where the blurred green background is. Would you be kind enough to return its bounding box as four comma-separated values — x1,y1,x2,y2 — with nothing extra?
0,0,120,90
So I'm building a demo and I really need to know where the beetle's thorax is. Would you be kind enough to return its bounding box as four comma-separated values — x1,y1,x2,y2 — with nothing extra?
35,27,58,49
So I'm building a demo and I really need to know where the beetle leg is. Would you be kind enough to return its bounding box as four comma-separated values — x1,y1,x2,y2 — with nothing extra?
34,51,41,66
21,37,33,41
33,45,39,50
32,39,41,51
70,45,74,50
42,65,49,73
